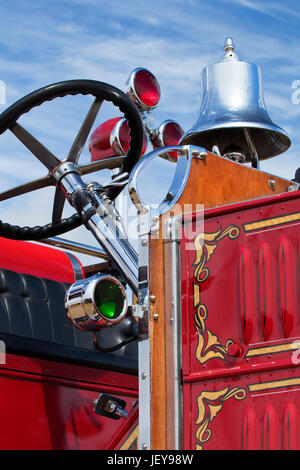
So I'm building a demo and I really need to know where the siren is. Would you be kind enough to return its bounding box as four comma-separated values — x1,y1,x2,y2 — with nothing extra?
65,274,128,331
150,119,184,161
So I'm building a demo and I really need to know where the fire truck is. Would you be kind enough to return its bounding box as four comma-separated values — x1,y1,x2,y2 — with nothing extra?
0,37,298,450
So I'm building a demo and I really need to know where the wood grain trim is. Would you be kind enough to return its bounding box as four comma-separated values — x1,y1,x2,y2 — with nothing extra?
149,233,167,449
176,152,294,209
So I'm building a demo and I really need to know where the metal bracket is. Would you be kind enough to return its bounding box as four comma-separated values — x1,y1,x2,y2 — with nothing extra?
93,393,128,420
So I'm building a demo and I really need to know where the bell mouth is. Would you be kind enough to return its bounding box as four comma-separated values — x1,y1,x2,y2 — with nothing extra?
180,124,291,161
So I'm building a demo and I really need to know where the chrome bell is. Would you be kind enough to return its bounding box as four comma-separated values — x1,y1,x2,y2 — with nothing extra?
180,38,291,166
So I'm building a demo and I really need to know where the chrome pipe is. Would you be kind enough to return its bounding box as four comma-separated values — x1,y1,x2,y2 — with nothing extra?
87,212,139,294
52,163,139,293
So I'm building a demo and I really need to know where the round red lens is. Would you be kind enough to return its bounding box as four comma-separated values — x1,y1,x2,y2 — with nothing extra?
133,69,161,108
162,121,184,146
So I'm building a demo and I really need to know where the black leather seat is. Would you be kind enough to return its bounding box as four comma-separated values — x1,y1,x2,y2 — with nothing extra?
0,268,138,374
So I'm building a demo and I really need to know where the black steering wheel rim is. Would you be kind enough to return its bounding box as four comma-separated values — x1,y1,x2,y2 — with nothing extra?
0,79,144,240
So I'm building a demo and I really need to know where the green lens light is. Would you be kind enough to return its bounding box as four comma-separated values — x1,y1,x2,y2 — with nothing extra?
94,279,125,320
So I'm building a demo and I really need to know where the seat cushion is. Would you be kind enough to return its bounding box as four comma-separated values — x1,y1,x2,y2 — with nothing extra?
0,268,138,374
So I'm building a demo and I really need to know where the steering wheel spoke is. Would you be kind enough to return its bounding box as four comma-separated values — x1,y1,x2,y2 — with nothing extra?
52,187,67,225
10,123,61,171
0,79,144,240
67,97,103,164
78,156,126,175
0,175,53,201
51,97,103,225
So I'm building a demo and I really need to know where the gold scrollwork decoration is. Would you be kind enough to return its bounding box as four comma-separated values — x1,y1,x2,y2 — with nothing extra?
193,225,240,364
193,225,240,283
195,303,234,363
195,387,247,450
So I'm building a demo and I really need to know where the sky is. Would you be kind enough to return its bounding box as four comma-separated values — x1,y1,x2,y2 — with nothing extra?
0,0,299,264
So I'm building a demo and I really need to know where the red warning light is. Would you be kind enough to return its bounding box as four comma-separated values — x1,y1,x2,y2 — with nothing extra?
89,117,147,161
126,68,161,111
151,120,184,161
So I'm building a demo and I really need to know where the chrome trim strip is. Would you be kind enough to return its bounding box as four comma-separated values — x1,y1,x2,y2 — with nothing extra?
164,216,183,449
137,212,151,450
64,251,84,280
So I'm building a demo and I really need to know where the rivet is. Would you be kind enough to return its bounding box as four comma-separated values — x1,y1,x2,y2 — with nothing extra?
268,179,276,190
141,372,147,380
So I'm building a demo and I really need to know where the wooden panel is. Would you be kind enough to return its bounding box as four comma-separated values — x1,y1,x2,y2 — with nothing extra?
176,152,294,209
149,234,167,449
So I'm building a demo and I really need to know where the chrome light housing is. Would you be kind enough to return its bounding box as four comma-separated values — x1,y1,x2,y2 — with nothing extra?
65,274,128,331
150,119,184,161
125,67,161,112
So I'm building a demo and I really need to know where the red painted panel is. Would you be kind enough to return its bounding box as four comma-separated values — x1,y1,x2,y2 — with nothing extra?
262,404,280,450
0,353,138,450
242,406,259,450
184,368,300,450
181,190,300,449
239,245,260,345
0,353,138,392
283,401,299,450
279,237,298,338
0,237,83,283
181,191,300,380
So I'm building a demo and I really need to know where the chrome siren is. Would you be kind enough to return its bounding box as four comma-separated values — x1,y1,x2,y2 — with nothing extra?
180,38,291,165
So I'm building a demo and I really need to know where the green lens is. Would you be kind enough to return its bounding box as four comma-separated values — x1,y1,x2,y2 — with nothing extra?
94,279,125,320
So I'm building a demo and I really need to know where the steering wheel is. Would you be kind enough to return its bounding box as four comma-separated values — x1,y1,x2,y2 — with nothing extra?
0,80,144,240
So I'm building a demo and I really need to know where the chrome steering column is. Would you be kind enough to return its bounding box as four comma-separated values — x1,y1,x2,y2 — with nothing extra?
52,161,139,294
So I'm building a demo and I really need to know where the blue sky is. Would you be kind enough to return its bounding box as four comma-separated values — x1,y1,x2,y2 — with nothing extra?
0,0,299,261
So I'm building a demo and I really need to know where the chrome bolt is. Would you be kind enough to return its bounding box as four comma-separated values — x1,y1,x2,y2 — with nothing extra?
153,313,159,321
141,372,147,380
192,150,207,159
268,179,276,190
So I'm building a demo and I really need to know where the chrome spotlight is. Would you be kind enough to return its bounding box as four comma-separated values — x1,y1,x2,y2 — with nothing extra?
65,274,128,331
